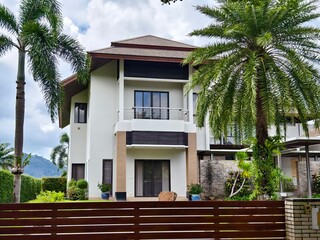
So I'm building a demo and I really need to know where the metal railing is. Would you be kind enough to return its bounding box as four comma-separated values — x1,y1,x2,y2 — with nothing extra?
123,107,189,121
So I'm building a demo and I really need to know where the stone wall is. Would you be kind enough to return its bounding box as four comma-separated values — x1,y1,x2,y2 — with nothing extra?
285,198,320,240
200,160,238,198
298,161,320,195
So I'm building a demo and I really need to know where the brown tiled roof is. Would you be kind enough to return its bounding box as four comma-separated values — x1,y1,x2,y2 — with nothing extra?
89,35,196,62
111,35,196,49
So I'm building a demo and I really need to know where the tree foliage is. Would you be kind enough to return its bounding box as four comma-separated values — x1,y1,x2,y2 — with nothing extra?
0,143,14,170
50,133,69,170
185,0,320,145
0,0,90,202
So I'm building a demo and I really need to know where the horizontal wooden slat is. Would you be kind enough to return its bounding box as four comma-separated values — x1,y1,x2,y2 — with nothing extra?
0,201,286,239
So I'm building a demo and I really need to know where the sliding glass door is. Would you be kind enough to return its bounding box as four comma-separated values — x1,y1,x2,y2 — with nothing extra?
135,160,170,197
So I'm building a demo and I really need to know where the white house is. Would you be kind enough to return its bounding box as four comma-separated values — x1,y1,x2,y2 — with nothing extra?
59,35,199,200
60,35,320,199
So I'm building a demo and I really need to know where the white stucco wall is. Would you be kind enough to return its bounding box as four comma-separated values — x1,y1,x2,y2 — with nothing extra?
68,90,88,181
126,148,187,198
86,61,118,198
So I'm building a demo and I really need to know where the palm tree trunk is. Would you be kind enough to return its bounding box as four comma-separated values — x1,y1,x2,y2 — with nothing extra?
13,50,26,203
255,87,268,145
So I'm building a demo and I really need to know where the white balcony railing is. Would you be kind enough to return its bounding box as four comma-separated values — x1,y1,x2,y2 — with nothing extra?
123,107,189,121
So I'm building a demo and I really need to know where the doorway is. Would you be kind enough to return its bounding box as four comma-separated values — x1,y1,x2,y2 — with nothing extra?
135,160,170,197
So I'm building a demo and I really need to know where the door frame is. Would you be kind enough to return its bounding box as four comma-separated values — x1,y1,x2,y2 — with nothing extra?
134,159,171,197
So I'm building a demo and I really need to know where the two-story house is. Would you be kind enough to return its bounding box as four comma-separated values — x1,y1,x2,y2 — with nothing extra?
59,35,199,200
60,35,320,199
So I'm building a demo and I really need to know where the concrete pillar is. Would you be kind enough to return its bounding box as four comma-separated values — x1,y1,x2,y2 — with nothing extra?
116,131,126,195
186,133,198,185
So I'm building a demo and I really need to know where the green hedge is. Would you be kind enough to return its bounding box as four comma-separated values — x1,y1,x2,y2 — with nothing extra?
21,174,42,203
0,170,14,203
42,177,67,194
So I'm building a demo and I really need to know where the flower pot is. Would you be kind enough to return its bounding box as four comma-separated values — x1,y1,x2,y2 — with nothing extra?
101,192,110,200
191,194,201,201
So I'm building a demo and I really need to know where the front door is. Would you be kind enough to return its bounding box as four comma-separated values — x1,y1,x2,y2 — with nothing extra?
135,160,170,197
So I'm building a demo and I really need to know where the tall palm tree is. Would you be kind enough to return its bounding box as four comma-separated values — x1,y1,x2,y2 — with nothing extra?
185,0,320,196
50,133,69,171
0,0,90,202
0,143,14,170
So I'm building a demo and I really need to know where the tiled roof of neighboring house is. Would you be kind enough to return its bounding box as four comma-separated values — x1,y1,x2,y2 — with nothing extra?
59,35,197,128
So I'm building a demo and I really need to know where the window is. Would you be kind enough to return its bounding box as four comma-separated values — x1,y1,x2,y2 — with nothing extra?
71,164,85,180
103,160,113,195
124,60,188,79
134,91,169,120
74,103,87,123
193,93,198,114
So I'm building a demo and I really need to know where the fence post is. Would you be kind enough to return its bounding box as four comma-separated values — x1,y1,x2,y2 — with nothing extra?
134,206,140,240
51,205,57,236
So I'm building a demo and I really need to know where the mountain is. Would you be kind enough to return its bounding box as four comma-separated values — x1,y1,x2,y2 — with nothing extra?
24,155,63,178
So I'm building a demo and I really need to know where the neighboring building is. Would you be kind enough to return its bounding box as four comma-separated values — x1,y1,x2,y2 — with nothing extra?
60,35,320,199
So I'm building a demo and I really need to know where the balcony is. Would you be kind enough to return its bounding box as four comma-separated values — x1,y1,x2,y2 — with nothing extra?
123,107,189,121
115,107,195,133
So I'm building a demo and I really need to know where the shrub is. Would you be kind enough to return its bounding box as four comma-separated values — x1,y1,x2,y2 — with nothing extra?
21,174,42,202
312,173,320,193
77,179,88,189
281,176,295,192
225,171,253,198
0,170,14,203
30,191,65,203
68,179,77,188
42,177,67,194
67,179,88,200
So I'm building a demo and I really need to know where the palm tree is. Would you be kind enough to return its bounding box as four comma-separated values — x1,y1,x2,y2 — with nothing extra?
0,143,14,170
0,0,90,202
185,0,320,196
50,133,69,171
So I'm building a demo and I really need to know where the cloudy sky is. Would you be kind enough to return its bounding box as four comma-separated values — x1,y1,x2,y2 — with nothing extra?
0,0,212,159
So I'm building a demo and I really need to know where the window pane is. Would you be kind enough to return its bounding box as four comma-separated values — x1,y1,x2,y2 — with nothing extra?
152,92,160,119
160,93,169,120
143,92,151,119
72,164,85,181
135,92,143,119
74,103,87,123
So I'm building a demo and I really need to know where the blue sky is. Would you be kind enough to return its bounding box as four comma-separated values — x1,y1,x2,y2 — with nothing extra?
0,0,212,158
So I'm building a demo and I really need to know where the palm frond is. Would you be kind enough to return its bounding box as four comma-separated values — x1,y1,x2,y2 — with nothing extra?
56,34,90,85
19,0,62,32
0,34,14,56
0,4,18,34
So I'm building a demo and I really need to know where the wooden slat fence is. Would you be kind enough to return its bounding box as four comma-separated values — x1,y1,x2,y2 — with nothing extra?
0,201,286,240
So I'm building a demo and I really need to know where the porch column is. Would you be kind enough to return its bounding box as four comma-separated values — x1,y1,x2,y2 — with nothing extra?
186,133,198,185
118,59,124,121
116,131,126,200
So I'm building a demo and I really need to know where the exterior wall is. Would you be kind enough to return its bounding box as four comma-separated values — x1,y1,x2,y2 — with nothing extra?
68,90,88,181
86,61,118,198
269,123,303,139
126,148,187,198
298,160,320,195
285,198,320,240
200,159,238,198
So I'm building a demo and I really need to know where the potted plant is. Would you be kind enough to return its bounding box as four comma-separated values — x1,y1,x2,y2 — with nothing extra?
97,183,112,200
187,183,203,201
